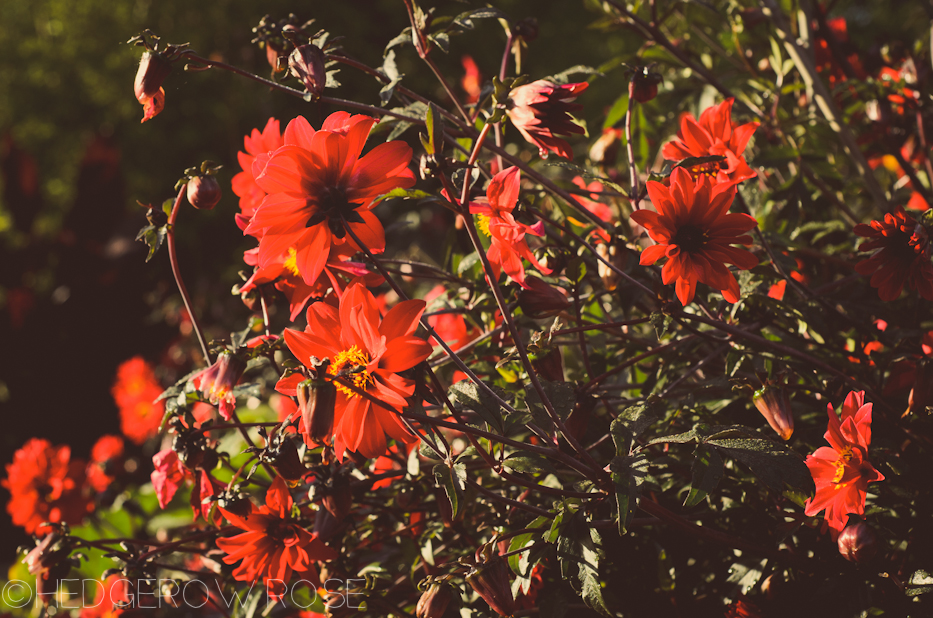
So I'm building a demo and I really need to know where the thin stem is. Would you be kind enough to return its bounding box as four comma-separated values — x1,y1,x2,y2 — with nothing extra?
625,75,642,210
166,184,211,363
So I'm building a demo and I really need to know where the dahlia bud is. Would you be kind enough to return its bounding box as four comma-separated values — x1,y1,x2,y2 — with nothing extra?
417,581,455,618
322,474,352,521
466,554,515,617
631,68,662,104
908,358,933,415
752,385,794,440
134,51,171,123
289,44,327,100
146,204,168,227
517,277,570,319
530,346,564,383
187,175,222,210
265,434,307,482
297,378,337,444
837,521,878,563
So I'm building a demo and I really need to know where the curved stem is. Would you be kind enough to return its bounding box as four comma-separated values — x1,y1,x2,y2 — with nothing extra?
166,184,211,363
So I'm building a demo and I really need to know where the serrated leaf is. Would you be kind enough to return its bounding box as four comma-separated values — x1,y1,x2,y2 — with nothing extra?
433,462,466,519
647,429,698,446
449,380,507,432
525,381,575,430
610,453,648,534
501,452,557,476
684,445,723,507
610,400,660,456
556,512,611,616
378,50,403,106
704,437,814,495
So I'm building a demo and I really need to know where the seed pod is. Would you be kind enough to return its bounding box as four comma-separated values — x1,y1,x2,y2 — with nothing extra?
187,176,222,210
466,554,515,617
752,385,794,440
838,520,878,563
297,379,337,444
289,44,327,100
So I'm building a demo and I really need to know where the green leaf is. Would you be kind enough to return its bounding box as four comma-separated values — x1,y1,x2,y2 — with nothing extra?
683,445,724,507
424,102,444,154
704,437,814,495
556,512,611,616
525,381,576,429
135,224,168,262
647,429,698,446
502,452,557,476
610,453,648,534
603,91,629,129
507,531,535,577
373,187,436,206
378,50,403,106
649,311,673,339
433,462,466,519
448,380,508,432
610,400,659,456
907,570,933,597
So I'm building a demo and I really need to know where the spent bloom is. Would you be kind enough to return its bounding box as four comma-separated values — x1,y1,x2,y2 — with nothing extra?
112,357,164,445
467,166,551,288
662,98,759,185
853,205,933,302
192,350,247,421
134,50,170,123
3,438,90,534
277,283,433,459
216,476,337,601
804,391,884,539
244,112,415,286
507,80,588,159
631,167,759,305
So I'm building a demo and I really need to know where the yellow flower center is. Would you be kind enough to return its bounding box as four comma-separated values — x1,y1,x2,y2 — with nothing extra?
476,214,492,237
327,345,374,398
283,247,301,278
832,445,854,487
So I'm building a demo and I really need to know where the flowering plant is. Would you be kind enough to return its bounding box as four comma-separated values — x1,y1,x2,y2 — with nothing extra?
3,2,933,617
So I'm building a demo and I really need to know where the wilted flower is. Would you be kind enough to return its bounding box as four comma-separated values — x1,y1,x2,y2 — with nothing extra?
507,80,588,159
417,579,456,618
193,351,247,421
662,98,758,185
134,51,170,123
465,553,515,617
837,519,878,563
517,276,570,319
289,44,327,100
752,385,794,440
804,391,885,539
631,67,662,103
853,205,933,302
631,167,759,305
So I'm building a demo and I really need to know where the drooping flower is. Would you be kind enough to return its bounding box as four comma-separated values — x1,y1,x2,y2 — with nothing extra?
231,118,285,224
277,283,433,459
804,391,884,539
191,351,247,421
216,476,337,601
467,166,551,288
631,167,759,305
86,435,125,493
662,99,759,185
112,357,165,445
244,113,415,286
150,449,188,509
507,80,588,159
134,50,170,123
853,205,933,302
3,438,90,534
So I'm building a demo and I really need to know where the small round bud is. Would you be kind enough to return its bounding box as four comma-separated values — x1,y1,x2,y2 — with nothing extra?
838,521,878,563
187,176,222,210
632,68,662,103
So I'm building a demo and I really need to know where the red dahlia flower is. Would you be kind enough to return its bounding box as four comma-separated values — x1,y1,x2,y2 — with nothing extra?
216,476,337,601
112,357,164,445
804,391,884,539
854,205,933,301
467,166,551,288
80,574,131,618
631,167,758,305
244,113,415,286
232,118,285,223
662,98,759,185
86,435,125,493
507,80,588,159
277,282,433,459
3,438,90,534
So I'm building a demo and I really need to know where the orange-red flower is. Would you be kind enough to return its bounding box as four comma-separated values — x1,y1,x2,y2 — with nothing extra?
461,55,482,104
244,113,415,287
662,99,758,185
631,167,759,305
468,166,551,288
231,118,285,225
134,51,170,123
217,476,337,601
192,351,247,421
425,284,480,350
112,357,165,445
277,283,432,459
80,574,131,618
804,391,884,539
507,80,588,159
3,438,90,534
854,206,933,301
86,435,125,493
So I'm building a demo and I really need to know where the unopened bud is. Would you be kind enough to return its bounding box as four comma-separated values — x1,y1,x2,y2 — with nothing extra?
632,68,662,104
517,277,570,319
187,176,222,210
752,385,794,440
530,347,564,383
297,379,336,444
417,581,455,618
146,205,168,227
268,435,307,482
466,555,515,617
837,521,878,563
289,44,327,100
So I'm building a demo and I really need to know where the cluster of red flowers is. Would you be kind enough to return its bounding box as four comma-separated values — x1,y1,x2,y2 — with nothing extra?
111,356,165,445
854,206,933,302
